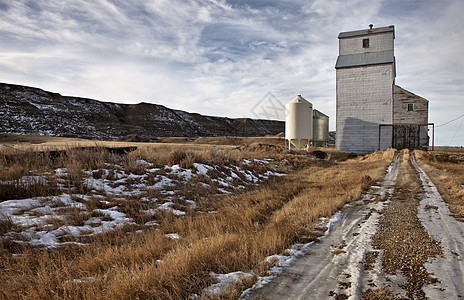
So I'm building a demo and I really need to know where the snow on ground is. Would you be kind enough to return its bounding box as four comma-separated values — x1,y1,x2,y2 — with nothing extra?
204,272,255,297
164,233,181,240
411,155,464,299
201,210,347,298
241,154,401,299
241,153,463,300
0,158,285,250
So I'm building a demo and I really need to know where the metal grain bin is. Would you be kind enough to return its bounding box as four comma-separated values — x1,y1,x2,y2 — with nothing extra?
285,95,313,150
313,109,329,146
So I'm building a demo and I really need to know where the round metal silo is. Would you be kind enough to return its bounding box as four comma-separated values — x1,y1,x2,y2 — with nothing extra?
313,109,329,146
285,95,313,150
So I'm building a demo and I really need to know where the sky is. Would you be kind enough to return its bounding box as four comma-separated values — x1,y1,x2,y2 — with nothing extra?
0,0,463,146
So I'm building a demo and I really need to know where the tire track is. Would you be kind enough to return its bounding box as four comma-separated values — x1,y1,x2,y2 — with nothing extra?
244,151,464,299
411,154,464,299
368,152,442,299
244,154,400,299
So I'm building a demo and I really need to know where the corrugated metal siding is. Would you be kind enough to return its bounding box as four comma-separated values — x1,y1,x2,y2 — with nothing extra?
336,64,394,154
313,109,329,142
337,120,392,153
335,51,394,69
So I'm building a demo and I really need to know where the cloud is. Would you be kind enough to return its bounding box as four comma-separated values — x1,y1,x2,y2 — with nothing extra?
0,0,462,145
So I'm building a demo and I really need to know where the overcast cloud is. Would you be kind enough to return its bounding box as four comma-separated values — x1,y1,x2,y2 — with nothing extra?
0,0,463,145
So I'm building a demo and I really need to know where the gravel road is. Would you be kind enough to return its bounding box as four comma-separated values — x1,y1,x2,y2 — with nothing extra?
244,152,464,299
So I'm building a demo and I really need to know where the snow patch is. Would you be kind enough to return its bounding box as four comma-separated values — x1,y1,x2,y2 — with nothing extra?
1,157,286,250
193,163,212,175
204,272,254,297
165,233,180,239
411,155,464,299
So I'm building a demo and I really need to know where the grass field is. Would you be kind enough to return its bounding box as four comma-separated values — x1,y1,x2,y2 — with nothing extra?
2,134,461,299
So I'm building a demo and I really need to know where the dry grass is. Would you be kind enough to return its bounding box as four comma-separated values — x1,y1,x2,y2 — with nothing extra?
0,215,17,235
414,149,464,220
395,149,419,189
0,136,395,299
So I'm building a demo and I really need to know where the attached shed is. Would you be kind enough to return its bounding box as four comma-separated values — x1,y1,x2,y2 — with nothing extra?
393,85,428,125
391,85,429,150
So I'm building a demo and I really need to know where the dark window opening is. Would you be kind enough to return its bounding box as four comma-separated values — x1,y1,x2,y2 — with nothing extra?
363,38,369,48
408,103,414,111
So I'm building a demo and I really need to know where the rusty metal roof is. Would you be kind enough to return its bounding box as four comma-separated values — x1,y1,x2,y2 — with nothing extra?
338,25,395,39
335,50,394,69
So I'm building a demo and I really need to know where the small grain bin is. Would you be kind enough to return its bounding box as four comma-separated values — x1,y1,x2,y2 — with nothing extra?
313,109,329,147
285,95,313,150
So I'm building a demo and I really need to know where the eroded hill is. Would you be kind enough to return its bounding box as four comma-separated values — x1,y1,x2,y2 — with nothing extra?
0,82,284,140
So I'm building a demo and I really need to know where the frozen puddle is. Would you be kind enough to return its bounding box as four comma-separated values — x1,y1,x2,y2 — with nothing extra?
411,155,464,299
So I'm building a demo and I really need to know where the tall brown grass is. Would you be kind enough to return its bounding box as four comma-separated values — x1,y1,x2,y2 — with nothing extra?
0,149,59,200
0,140,395,299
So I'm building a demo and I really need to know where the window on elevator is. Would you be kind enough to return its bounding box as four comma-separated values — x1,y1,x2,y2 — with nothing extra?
363,38,369,48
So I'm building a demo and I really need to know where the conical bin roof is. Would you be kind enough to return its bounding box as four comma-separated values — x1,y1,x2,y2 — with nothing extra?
287,94,311,104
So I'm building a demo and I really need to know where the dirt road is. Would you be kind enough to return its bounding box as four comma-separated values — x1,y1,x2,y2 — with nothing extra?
244,152,464,299
412,155,464,299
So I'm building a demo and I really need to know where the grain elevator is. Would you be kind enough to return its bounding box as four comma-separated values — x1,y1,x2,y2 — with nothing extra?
335,24,431,154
